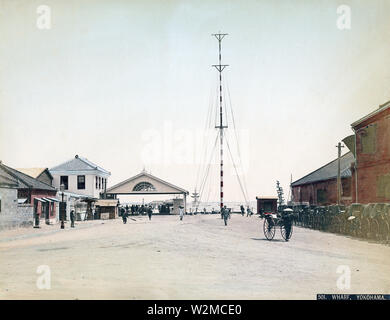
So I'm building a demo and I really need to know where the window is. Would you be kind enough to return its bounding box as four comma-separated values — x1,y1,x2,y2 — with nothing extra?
96,176,98,189
99,177,101,189
133,182,156,191
317,189,327,204
60,176,68,190
77,175,85,190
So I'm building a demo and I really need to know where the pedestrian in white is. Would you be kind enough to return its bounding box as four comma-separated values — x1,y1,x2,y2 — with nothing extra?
179,206,184,221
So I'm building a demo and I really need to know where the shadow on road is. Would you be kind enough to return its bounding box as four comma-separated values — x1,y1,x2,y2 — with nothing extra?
251,238,285,242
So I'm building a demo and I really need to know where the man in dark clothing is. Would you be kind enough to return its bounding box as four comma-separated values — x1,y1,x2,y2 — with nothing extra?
121,208,127,224
240,205,245,216
147,206,152,220
70,210,75,228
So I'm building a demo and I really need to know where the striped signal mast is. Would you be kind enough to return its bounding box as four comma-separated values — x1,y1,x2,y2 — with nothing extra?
212,32,229,211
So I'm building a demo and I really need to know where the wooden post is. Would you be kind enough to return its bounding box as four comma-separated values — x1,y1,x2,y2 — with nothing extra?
336,142,344,204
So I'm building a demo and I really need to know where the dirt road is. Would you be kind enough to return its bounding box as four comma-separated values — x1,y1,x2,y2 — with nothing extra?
0,214,389,299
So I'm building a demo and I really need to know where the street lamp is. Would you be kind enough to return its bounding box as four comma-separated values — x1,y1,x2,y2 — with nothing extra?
60,183,65,229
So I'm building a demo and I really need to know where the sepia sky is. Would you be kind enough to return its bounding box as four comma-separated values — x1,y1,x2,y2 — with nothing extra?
1,0,390,203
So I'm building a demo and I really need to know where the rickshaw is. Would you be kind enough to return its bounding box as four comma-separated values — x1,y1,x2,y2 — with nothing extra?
257,197,293,241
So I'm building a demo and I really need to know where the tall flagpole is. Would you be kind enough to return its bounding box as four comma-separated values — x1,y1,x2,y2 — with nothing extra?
212,32,228,211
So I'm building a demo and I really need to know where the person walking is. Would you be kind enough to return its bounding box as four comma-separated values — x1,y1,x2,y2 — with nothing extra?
121,207,127,224
222,206,229,226
70,210,75,228
147,206,152,220
179,206,184,221
240,205,245,216
246,206,252,217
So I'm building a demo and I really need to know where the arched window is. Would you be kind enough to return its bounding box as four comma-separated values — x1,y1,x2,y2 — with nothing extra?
133,182,156,192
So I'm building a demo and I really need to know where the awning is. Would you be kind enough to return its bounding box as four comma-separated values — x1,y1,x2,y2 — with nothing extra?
34,198,47,203
43,197,60,203
17,198,28,204
95,199,118,207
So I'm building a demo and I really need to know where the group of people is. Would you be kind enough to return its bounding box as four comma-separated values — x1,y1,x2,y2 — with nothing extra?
240,205,253,217
121,205,154,224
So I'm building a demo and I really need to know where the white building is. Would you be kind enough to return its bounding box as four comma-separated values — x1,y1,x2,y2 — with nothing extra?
49,155,111,199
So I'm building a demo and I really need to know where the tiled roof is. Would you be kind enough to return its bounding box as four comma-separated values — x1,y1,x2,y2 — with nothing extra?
0,166,19,188
0,163,57,191
16,168,49,179
291,152,354,187
50,155,110,175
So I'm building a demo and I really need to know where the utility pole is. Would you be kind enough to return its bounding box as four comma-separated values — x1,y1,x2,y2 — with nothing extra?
191,188,200,211
212,32,229,212
336,142,345,204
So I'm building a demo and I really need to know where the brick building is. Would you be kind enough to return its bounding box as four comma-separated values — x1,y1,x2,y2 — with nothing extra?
291,152,354,206
292,100,390,206
347,100,390,204
0,162,58,223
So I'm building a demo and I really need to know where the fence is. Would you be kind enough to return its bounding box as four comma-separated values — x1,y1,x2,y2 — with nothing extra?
290,203,390,243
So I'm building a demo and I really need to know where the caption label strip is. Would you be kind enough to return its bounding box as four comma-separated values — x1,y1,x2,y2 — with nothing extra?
317,294,390,300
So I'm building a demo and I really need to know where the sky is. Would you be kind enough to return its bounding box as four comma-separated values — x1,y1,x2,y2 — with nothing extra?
1,0,390,203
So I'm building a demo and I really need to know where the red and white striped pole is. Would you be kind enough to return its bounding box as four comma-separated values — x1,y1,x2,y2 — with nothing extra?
212,33,228,212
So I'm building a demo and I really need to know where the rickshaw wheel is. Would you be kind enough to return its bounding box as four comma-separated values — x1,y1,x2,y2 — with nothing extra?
352,218,361,237
380,220,390,241
361,218,370,238
370,219,380,240
281,222,293,241
263,218,275,240
331,217,341,233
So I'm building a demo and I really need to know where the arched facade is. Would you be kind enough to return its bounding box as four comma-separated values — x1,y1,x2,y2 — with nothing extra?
105,171,189,213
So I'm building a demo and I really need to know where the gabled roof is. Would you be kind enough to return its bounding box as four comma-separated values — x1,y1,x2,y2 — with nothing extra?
0,165,19,188
16,168,53,180
351,100,390,128
107,171,188,194
50,155,110,175
291,152,354,187
0,163,57,191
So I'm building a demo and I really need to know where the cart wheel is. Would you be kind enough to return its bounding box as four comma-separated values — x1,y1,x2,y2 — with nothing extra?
331,217,341,233
319,216,326,231
380,220,390,242
281,222,293,241
370,219,380,240
263,218,275,240
361,218,370,238
353,219,362,237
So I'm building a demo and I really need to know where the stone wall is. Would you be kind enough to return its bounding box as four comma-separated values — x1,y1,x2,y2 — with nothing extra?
0,187,34,230
0,187,18,215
